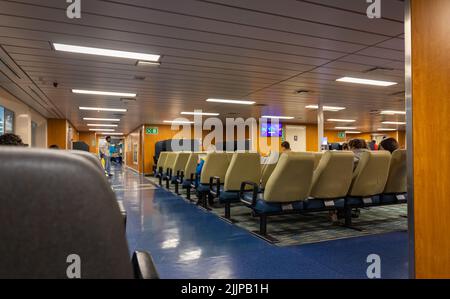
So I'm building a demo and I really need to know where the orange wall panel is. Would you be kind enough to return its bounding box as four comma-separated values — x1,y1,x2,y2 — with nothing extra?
47,119,67,149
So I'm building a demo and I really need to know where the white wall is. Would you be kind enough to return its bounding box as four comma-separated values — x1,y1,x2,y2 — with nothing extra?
0,87,47,147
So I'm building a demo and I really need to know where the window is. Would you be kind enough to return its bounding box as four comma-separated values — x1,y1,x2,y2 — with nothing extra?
133,143,138,164
0,106,4,135
4,108,14,133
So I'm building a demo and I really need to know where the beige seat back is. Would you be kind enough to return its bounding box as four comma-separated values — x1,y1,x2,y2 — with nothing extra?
263,153,315,203
184,153,200,178
260,163,277,189
156,152,168,170
384,149,407,194
172,152,191,174
200,152,231,184
313,152,323,170
163,152,177,171
224,153,261,191
348,151,391,197
310,151,354,199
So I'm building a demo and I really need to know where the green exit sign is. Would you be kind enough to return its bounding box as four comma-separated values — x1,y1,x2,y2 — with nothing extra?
146,127,159,135
337,132,346,139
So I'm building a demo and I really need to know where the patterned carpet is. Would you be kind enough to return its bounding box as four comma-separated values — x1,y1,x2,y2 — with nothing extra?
145,176,408,247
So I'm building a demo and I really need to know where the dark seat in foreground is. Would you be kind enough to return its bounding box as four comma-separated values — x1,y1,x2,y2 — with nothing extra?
0,148,158,279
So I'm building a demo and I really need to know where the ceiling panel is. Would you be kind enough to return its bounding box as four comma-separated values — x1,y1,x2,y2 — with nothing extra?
0,0,406,133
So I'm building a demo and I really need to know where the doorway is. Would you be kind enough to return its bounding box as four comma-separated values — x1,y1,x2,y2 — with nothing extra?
285,125,307,152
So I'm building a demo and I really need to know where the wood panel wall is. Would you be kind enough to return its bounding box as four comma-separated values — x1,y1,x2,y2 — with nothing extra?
411,0,450,278
47,119,67,149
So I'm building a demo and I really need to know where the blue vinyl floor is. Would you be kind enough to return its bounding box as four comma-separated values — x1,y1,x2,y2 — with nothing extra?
112,166,409,279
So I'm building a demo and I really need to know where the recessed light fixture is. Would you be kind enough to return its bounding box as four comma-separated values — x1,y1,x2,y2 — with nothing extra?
335,126,357,130
89,128,115,132
181,112,220,116
382,121,406,125
306,105,346,112
79,107,127,112
99,133,124,136
163,120,195,124
136,60,161,66
262,115,295,120
380,110,406,115
73,89,136,97
346,131,362,134
336,77,397,87
87,124,118,127
83,118,120,122
378,128,397,131
327,119,356,123
206,98,255,105
53,43,160,62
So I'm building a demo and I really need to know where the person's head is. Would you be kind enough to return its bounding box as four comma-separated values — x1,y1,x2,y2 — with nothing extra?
348,139,367,150
379,137,399,153
342,143,349,151
0,133,25,146
49,144,59,149
105,136,111,143
281,141,291,153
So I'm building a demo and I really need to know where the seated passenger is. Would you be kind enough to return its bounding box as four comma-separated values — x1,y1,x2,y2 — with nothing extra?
49,144,60,149
0,133,26,146
281,141,291,153
342,143,349,151
379,137,399,153
348,138,368,169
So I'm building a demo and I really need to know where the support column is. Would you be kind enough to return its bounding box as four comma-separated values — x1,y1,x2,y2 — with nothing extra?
317,105,324,152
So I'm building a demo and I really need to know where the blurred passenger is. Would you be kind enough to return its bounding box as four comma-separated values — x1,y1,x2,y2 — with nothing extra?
368,140,378,150
379,137,399,153
349,138,368,169
281,141,291,153
0,133,25,146
49,144,60,149
342,143,349,151
100,136,113,177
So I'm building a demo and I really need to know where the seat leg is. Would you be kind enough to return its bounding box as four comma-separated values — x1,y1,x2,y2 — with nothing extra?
187,186,191,200
175,181,179,195
166,177,170,189
344,207,352,226
224,203,231,219
158,175,162,186
260,215,267,235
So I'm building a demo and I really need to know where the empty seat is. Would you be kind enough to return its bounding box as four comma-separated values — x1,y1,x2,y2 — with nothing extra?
160,152,177,187
0,148,158,279
70,150,104,173
170,152,191,193
155,152,168,177
178,152,200,197
260,162,277,190
313,152,323,170
381,149,407,203
211,153,261,219
240,153,315,237
196,152,232,208
307,151,354,209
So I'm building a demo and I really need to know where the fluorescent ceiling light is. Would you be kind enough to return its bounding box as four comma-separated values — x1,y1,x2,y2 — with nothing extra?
53,43,160,62
206,98,255,105
336,77,397,87
89,128,115,132
327,119,356,123
79,107,127,112
346,131,362,134
181,112,220,116
262,115,295,120
164,120,195,124
380,110,406,115
87,124,118,127
335,126,357,130
382,121,406,125
100,133,124,136
73,89,136,97
83,118,120,122
378,128,397,132
137,60,161,66
305,105,346,111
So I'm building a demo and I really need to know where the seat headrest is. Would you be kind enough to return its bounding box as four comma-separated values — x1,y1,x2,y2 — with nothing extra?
224,153,261,191
0,148,132,278
264,152,315,203
384,149,407,194
69,150,103,173
310,151,354,199
172,152,191,172
349,150,391,197
184,153,200,177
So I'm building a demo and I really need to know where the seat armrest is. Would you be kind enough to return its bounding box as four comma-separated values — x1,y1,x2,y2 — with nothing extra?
240,181,259,206
132,251,159,279
209,176,221,197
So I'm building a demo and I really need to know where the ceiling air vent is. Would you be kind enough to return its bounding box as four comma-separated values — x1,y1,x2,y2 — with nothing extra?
295,89,311,95
120,98,136,104
363,66,395,73
134,75,146,81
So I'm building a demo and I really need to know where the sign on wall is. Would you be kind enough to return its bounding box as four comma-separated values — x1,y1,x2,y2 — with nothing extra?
337,132,346,139
146,127,159,135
